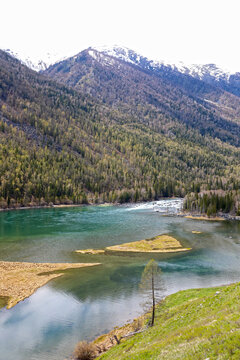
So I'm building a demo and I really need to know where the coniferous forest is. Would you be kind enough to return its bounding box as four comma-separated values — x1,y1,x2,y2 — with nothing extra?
0,49,240,212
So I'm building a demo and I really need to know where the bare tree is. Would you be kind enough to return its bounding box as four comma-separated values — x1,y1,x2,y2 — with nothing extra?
139,259,162,327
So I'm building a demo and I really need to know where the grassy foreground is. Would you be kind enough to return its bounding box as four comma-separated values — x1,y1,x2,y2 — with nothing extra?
97,282,240,360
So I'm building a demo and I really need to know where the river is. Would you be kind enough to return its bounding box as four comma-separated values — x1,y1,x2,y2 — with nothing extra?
0,199,239,360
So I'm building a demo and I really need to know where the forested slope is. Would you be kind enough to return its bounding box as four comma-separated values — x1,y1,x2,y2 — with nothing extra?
0,50,239,208
45,48,240,146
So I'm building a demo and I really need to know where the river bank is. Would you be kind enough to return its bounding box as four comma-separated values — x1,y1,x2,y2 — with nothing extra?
2,201,240,222
0,203,90,212
83,281,240,359
0,198,180,212
181,212,240,221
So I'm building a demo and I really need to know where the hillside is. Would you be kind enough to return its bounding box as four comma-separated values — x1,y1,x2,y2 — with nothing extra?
170,62,240,98
90,46,240,98
0,49,239,208
96,282,240,359
45,47,240,146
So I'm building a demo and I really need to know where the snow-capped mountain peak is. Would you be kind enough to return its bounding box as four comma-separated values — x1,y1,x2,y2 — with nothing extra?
4,49,66,72
3,45,237,84
90,45,234,83
92,45,144,66
173,62,231,82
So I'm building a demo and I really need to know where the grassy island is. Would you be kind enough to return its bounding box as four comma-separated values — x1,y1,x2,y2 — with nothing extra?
106,235,190,253
94,282,240,359
0,261,100,309
76,235,190,255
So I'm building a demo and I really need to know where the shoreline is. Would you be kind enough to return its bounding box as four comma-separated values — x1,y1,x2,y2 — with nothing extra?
0,202,120,212
0,201,239,221
0,197,182,212
181,212,240,221
89,281,240,359
0,203,91,212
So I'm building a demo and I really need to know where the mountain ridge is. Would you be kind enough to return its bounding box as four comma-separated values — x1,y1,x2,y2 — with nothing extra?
89,46,240,97
92,45,233,79
4,48,67,72
5,45,240,89
44,47,240,146
0,49,239,210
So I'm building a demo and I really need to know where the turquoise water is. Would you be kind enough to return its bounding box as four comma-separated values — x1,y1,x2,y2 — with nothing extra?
0,200,239,360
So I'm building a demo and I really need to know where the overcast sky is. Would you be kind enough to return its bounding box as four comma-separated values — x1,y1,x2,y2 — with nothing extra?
1,0,240,71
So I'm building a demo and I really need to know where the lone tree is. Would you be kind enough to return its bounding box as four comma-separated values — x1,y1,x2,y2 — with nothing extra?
139,259,162,327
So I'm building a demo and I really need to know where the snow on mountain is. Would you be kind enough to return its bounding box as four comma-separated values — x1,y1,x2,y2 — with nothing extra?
91,45,233,83
4,45,237,83
91,45,155,69
4,49,66,72
92,45,144,66
171,62,231,82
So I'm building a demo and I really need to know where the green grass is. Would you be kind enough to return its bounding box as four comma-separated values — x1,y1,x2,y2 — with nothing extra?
98,282,240,359
106,235,190,253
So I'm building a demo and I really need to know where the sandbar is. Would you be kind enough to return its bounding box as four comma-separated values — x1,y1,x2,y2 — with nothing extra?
185,216,225,221
0,261,100,309
76,249,105,255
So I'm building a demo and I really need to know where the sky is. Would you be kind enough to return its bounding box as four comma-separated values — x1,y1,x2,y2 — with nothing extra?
1,0,240,71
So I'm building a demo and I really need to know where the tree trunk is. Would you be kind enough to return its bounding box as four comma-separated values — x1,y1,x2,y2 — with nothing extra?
151,268,155,326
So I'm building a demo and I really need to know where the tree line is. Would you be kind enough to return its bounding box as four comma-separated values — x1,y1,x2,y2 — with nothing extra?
184,191,240,216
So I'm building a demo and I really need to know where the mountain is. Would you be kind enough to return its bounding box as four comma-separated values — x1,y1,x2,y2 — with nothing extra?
6,45,240,97
4,49,65,72
90,46,240,97
173,62,240,97
0,49,239,209
92,46,231,78
44,46,240,146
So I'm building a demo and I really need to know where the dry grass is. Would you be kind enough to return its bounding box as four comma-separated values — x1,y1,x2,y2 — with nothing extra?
0,261,100,309
76,249,105,255
74,341,97,360
185,215,225,221
93,314,146,355
105,235,190,253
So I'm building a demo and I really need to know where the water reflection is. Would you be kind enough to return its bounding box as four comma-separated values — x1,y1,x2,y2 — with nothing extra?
0,283,143,360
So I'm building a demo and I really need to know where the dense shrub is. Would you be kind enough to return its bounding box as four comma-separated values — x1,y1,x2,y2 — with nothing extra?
74,341,96,360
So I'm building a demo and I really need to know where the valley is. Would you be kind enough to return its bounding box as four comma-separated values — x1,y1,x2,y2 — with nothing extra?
0,42,240,360
0,47,239,213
